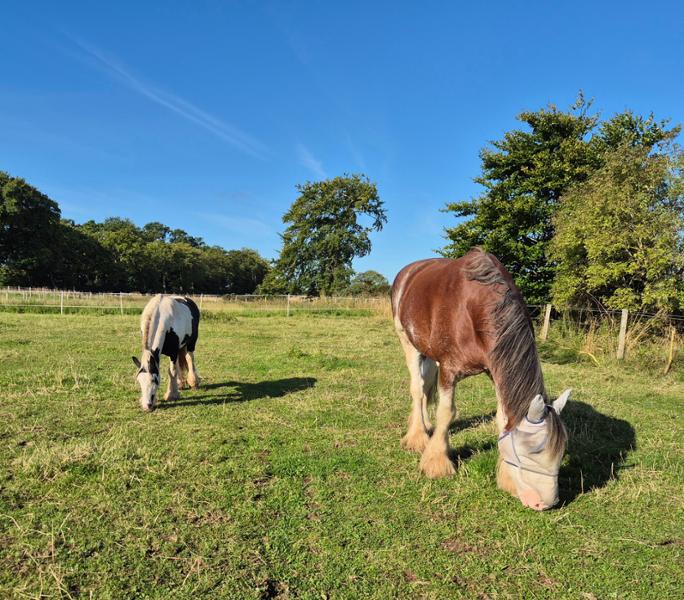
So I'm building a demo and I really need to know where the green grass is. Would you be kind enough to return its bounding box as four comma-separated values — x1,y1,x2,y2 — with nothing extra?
1,312,682,599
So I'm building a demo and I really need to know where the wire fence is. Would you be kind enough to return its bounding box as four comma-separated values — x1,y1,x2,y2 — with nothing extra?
0,287,391,317
1,287,681,368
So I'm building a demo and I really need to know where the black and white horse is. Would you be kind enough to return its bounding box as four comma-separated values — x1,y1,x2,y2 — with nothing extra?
132,294,201,412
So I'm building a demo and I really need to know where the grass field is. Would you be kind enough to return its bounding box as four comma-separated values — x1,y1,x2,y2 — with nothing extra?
1,311,682,598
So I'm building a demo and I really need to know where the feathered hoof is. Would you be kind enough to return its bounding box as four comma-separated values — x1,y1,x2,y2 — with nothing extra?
164,391,180,402
401,430,430,453
420,447,456,479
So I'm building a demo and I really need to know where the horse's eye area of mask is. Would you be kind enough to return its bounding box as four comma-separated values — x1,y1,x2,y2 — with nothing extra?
527,441,547,454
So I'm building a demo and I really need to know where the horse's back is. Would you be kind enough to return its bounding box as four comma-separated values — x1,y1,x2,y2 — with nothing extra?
140,294,200,355
392,250,503,368
171,296,200,352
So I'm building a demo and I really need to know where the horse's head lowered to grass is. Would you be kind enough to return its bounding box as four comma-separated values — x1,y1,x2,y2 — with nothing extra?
497,390,571,510
132,348,160,412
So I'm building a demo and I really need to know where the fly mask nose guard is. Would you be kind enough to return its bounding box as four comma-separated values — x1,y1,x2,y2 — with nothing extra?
497,406,559,479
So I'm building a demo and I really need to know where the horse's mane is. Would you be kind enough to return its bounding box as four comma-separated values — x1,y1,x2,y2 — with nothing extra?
141,294,162,350
464,248,566,456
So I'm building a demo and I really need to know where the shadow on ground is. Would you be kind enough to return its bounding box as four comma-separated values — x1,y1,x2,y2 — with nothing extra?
158,377,317,409
449,410,496,433
449,440,497,464
559,399,636,504
445,410,497,462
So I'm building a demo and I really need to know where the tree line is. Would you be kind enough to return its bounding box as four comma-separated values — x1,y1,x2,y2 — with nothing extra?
0,172,269,294
0,171,391,296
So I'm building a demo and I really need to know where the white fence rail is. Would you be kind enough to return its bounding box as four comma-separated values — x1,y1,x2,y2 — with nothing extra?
0,287,390,316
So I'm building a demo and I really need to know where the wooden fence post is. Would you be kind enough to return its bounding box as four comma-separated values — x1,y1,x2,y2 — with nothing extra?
199,294,204,311
617,309,628,360
286,294,291,317
663,327,676,375
540,304,552,341
60,291,64,315
120,292,124,315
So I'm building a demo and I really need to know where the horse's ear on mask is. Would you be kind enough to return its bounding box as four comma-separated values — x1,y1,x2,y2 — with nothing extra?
552,388,571,414
132,356,142,370
527,393,546,422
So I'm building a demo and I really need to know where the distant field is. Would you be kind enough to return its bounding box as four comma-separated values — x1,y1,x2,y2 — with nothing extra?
1,312,682,598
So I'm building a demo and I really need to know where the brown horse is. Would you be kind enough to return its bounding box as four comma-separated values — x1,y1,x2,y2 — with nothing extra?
391,248,571,510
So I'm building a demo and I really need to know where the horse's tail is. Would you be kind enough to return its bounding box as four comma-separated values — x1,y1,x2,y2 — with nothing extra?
177,348,189,374
420,355,438,432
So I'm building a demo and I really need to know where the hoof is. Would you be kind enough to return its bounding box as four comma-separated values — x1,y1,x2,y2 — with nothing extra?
420,448,456,479
188,377,201,390
164,392,180,402
401,430,430,453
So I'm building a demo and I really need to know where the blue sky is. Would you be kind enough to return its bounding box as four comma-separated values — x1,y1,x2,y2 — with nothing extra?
2,1,682,280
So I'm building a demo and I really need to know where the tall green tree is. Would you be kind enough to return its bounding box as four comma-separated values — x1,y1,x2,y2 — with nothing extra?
441,97,678,303
54,220,120,291
260,174,386,296
223,249,270,294
550,145,684,311
0,172,61,286
347,270,391,296
80,218,156,292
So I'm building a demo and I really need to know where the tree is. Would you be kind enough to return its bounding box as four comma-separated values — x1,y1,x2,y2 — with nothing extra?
169,228,204,248
441,96,678,304
260,174,386,295
142,222,172,243
347,270,391,296
549,145,684,312
80,218,156,292
54,220,120,291
0,172,61,286
223,249,270,294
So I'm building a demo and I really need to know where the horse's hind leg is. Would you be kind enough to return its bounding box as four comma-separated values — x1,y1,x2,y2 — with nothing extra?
420,369,457,478
177,349,188,389
185,351,201,389
398,331,432,453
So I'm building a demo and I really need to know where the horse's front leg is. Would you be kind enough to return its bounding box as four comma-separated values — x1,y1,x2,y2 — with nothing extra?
494,389,516,495
419,371,457,478
164,359,181,402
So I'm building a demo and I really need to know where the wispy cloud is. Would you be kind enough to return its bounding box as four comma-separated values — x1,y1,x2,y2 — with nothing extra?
296,143,327,179
69,38,268,159
344,133,367,172
195,212,272,236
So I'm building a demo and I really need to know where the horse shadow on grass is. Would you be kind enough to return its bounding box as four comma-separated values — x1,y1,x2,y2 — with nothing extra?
447,410,498,463
158,377,317,409
558,400,636,504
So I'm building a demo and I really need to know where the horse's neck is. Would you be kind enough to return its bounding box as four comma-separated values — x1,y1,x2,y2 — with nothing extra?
147,308,167,352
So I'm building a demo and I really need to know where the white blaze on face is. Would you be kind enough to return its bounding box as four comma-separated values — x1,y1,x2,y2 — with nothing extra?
133,351,160,412
137,371,159,412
